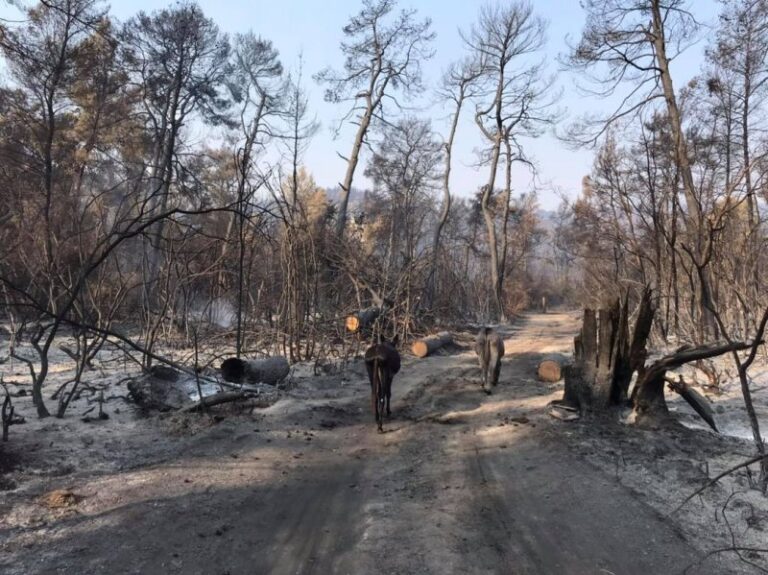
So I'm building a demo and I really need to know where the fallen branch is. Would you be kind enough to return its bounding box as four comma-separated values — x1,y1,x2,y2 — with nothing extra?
645,341,756,383
217,380,262,393
684,547,768,575
665,375,718,432
673,454,768,513
180,391,250,413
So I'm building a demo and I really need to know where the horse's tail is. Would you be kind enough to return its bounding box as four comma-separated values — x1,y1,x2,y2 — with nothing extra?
484,329,494,366
378,361,387,405
371,355,386,403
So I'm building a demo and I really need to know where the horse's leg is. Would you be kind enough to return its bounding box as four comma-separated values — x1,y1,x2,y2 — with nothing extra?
477,352,485,389
376,393,383,432
485,358,493,394
488,345,501,387
376,368,384,432
477,353,485,387
385,374,392,417
492,356,501,387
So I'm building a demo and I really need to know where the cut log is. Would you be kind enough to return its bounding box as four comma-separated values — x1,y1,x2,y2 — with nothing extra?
537,356,563,382
220,357,289,385
411,332,453,358
345,308,380,333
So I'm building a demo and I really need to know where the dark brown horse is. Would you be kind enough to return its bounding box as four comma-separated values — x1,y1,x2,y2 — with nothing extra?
475,327,504,394
364,335,401,433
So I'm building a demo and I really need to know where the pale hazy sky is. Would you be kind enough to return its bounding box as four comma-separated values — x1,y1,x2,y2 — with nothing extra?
2,0,723,208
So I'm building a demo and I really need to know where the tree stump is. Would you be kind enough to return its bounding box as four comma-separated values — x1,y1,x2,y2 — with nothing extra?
411,332,453,358
127,370,189,411
558,288,751,426
561,290,653,414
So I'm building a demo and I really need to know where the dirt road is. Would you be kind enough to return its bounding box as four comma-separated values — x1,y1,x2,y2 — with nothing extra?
0,313,741,574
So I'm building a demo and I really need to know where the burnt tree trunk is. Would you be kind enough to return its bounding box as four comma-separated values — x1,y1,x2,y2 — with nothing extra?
633,341,753,426
560,289,753,427
562,290,654,415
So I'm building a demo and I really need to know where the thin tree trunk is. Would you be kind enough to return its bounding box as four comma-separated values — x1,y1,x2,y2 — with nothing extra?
335,68,389,238
426,86,466,308
481,139,504,321
651,0,716,339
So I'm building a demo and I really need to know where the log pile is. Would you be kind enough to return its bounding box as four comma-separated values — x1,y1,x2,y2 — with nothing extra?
411,332,453,358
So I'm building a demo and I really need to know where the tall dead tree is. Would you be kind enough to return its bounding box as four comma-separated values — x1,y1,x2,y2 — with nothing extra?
0,0,105,417
122,3,232,307
315,0,434,238
425,59,483,311
230,33,283,356
274,65,322,363
466,1,555,321
567,0,717,338
364,117,442,330
708,0,768,225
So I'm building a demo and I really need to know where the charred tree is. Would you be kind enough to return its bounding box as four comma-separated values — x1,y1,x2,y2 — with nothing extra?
560,289,754,427
562,292,653,413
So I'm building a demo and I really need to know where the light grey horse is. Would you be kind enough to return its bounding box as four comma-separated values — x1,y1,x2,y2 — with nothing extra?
475,327,505,394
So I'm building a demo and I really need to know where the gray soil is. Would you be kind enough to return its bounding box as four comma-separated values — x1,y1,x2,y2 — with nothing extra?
0,313,756,574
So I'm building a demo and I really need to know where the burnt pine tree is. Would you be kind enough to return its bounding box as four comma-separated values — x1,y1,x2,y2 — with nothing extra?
121,2,232,308
465,1,556,321
315,0,434,238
